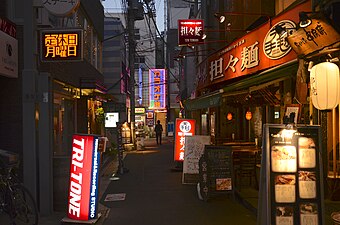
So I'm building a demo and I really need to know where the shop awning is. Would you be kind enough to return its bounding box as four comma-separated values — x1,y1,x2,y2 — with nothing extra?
184,90,223,111
185,60,298,111
222,60,298,93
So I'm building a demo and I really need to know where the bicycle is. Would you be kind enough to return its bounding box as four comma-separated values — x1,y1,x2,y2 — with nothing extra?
0,149,38,225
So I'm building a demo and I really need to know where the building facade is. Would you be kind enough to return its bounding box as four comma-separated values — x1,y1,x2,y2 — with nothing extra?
184,0,340,199
0,0,106,215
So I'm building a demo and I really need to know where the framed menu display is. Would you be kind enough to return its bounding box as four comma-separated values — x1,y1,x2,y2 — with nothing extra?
198,145,234,201
257,124,324,225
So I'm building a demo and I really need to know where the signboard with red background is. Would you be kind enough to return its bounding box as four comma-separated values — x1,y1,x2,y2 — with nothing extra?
68,134,100,221
174,119,196,161
178,19,204,46
196,0,311,90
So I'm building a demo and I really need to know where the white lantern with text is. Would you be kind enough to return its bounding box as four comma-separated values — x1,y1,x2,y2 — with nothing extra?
310,62,340,110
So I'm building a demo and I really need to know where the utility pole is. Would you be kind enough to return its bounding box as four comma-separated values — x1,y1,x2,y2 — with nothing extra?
128,0,136,147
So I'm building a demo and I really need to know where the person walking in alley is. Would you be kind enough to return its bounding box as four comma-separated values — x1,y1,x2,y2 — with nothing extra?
155,120,163,145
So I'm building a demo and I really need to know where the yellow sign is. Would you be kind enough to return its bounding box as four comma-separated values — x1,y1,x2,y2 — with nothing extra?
40,29,83,62
135,108,145,114
287,18,340,58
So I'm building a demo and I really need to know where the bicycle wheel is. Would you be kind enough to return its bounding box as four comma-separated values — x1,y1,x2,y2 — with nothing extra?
9,184,38,225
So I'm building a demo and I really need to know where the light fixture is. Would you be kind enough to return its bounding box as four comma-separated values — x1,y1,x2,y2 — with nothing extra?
202,33,207,40
274,25,296,38
214,12,271,26
245,111,252,120
214,13,225,23
274,25,287,37
281,123,297,140
310,62,340,110
299,11,312,28
227,112,233,121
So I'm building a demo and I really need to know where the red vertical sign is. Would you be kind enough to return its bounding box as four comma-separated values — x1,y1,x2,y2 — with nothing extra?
67,134,100,221
174,119,196,161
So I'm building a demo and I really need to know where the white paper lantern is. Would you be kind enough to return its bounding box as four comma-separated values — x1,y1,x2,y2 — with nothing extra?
310,62,340,110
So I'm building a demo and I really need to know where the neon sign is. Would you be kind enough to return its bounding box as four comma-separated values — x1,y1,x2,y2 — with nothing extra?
40,29,83,62
149,69,166,109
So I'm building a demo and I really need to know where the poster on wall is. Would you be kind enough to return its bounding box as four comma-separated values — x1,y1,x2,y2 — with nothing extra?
182,135,210,184
257,124,324,225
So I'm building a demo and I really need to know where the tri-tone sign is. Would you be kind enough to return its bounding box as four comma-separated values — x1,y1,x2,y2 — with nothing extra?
149,69,166,109
174,119,195,161
40,29,83,62
178,19,204,46
68,134,100,221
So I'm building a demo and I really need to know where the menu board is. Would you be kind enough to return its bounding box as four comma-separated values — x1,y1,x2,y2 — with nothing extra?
182,135,211,184
198,145,234,201
257,124,324,225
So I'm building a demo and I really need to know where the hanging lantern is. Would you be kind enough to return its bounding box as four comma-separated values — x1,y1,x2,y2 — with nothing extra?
227,112,233,121
310,62,340,110
245,111,252,120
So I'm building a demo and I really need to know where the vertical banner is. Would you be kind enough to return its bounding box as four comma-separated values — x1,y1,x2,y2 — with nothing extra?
67,134,100,221
174,119,195,161
149,69,166,109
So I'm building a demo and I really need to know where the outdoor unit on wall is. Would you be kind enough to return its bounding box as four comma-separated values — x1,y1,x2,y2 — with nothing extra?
310,62,340,110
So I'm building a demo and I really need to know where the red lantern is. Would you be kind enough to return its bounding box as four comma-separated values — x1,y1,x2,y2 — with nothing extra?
227,112,233,121
245,111,252,120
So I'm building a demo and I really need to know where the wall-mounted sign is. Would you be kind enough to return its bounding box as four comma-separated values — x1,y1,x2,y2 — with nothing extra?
149,69,166,109
40,29,83,62
174,119,195,161
68,134,100,221
196,0,311,90
0,17,17,78
263,20,296,59
135,107,145,114
178,19,204,46
146,110,154,127
42,0,80,17
287,18,340,58
105,112,119,128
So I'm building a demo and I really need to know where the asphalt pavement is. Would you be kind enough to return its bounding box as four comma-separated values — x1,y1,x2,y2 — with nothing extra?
99,137,257,225
6,136,340,225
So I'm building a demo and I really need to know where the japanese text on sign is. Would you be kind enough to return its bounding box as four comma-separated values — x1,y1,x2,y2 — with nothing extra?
149,69,166,109
178,19,204,46
41,30,83,62
174,119,195,161
210,41,259,81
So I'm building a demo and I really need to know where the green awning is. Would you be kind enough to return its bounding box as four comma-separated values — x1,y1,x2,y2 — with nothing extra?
184,60,298,111
184,92,222,110
222,60,298,93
